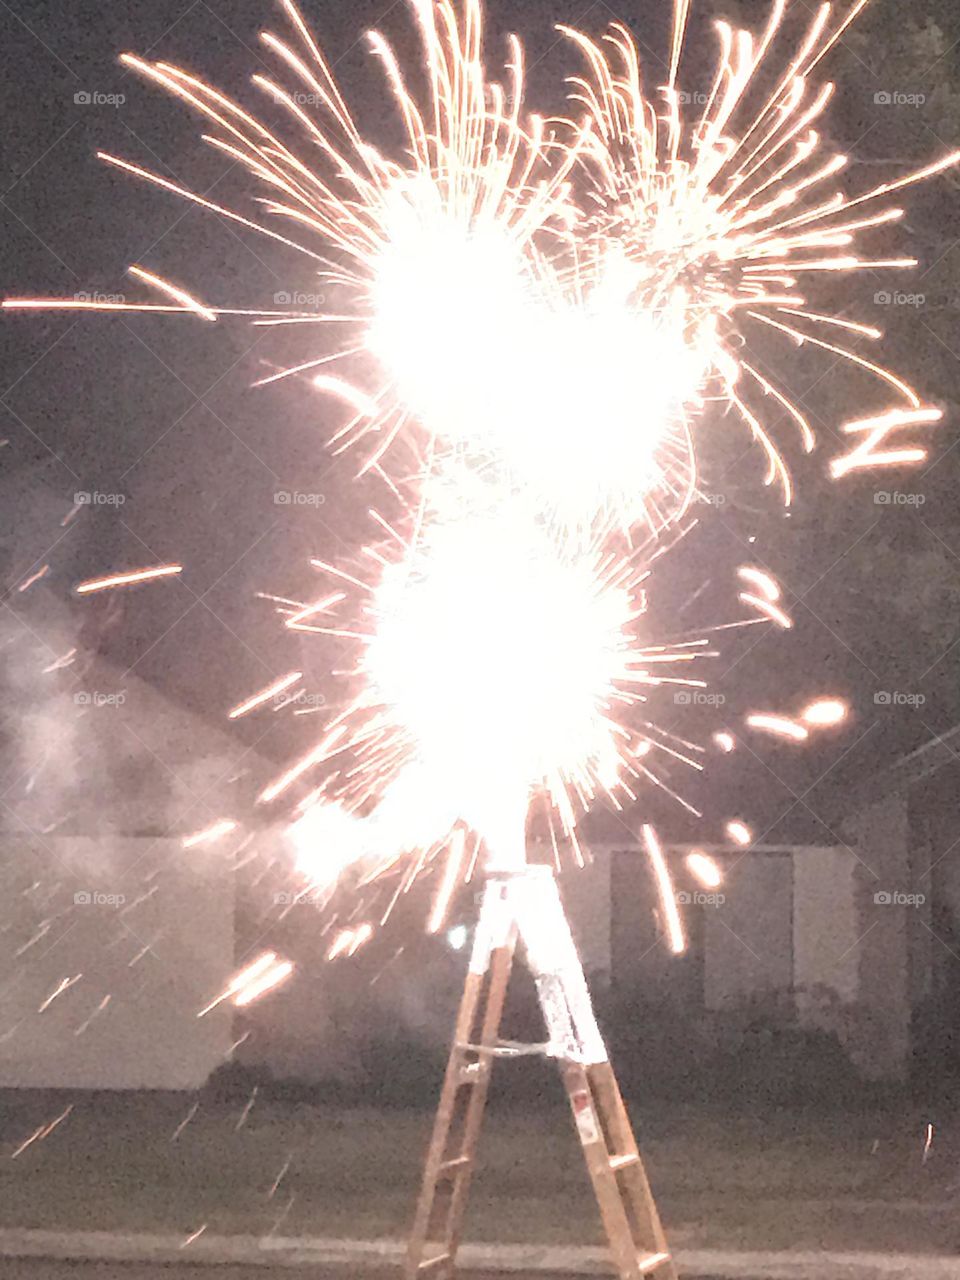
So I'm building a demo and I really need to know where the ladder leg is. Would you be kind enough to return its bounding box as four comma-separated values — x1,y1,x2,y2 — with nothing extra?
562,1060,646,1280
406,928,515,1279
441,939,514,1263
406,965,485,1278
589,1062,676,1279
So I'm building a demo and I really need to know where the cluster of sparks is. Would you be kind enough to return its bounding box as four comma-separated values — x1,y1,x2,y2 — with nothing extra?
6,0,957,967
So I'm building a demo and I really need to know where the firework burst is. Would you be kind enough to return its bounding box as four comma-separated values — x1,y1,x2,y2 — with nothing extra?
3,0,955,940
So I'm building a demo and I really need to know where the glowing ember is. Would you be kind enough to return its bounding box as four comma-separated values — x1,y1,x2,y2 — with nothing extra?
198,951,292,1016
182,820,238,849
74,564,182,595
228,672,303,719
687,851,723,890
800,698,848,727
725,821,753,847
745,713,809,742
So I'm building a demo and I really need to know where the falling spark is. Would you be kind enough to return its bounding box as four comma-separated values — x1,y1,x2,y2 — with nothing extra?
745,713,809,742
74,564,182,594
725,821,753,847
181,1225,208,1249
739,592,793,629
198,951,278,1017
427,829,467,934
234,960,294,1006
17,565,49,593
642,825,686,955
171,1102,200,1142
922,1122,934,1166
38,974,82,1012
228,671,302,719
227,1031,251,1059
712,731,736,753
15,923,50,957
737,566,780,602
74,995,111,1037
328,923,374,960
235,1086,259,1132
182,819,238,849
268,1154,293,1199
687,851,723,889
267,1194,297,1237
11,1106,73,1159
42,649,77,673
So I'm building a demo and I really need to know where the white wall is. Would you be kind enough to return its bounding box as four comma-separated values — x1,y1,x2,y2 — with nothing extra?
793,846,858,1002
0,836,234,1089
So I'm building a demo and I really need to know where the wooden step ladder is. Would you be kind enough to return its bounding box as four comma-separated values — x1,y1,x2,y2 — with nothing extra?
406,867,677,1280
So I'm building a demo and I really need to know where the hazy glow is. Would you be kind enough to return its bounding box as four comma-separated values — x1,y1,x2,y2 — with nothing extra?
365,510,631,823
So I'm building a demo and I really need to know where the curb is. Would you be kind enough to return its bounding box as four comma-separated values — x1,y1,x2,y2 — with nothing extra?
0,1229,957,1278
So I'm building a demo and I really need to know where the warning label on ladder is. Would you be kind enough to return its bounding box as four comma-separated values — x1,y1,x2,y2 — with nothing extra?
571,1089,600,1144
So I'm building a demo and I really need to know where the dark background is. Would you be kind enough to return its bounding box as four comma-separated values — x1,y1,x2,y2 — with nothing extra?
1,0,959,844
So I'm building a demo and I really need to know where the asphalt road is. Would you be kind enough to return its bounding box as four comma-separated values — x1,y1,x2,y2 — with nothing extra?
0,1264,481,1280
0,1264,608,1280
0,1262,730,1280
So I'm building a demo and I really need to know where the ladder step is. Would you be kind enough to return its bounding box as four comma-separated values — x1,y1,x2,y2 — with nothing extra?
638,1251,672,1273
418,1253,452,1273
609,1152,640,1172
438,1154,471,1178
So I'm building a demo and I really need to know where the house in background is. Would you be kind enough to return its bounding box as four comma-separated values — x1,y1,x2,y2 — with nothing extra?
0,596,279,1090
576,728,960,1085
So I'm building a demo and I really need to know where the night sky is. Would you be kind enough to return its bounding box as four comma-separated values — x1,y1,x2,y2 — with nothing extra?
2,0,960,841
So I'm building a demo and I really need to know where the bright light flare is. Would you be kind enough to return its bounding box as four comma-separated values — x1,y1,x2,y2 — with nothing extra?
800,697,848,727
360,503,640,842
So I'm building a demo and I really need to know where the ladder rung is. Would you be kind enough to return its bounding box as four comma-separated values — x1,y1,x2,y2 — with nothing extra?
638,1251,672,1273
438,1154,471,1177
609,1152,640,1171
418,1252,452,1272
